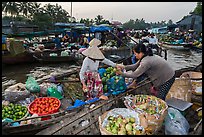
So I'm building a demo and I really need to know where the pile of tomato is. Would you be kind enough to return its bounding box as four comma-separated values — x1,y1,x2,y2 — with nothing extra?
28,97,61,115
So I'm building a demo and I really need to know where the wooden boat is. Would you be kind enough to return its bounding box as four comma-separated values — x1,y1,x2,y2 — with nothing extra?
190,45,202,52
2,50,36,65
158,42,192,51
31,48,83,64
2,61,202,135
36,66,202,135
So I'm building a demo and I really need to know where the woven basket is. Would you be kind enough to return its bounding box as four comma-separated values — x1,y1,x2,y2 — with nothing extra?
124,95,168,134
98,108,146,135
98,110,113,135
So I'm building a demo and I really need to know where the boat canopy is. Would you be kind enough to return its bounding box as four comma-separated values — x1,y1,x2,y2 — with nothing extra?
89,25,113,33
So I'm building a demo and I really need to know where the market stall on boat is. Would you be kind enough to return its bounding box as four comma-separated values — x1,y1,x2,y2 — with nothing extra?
2,61,202,135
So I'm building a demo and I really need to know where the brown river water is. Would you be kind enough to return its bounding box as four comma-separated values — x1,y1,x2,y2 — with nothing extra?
2,49,202,90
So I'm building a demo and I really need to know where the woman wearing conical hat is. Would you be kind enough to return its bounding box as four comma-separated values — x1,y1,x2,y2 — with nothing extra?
79,38,118,99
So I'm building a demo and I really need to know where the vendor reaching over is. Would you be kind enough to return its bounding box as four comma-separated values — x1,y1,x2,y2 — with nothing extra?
79,38,118,100
116,43,175,100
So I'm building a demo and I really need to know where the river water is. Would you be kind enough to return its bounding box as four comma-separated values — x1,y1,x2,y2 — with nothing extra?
2,49,202,89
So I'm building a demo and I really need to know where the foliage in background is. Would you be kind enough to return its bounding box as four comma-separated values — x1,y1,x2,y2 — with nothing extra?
2,2,201,31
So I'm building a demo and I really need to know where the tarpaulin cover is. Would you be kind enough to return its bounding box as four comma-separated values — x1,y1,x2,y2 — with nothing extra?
90,26,113,33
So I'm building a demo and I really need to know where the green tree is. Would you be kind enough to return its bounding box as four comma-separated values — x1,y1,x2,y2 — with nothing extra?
94,15,104,25
2,2,19,17
193,2,202,15
18,2,33,18
167,19,173,25
32,13,53,30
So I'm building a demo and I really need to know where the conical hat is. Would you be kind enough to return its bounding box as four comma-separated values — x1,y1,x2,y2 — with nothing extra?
82,45,105,60
89,38,101,47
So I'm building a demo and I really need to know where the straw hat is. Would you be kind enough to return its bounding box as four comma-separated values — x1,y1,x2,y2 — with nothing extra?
82,45,105,60
89,38,101,47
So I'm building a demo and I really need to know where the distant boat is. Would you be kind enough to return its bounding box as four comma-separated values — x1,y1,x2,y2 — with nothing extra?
158,42,191,51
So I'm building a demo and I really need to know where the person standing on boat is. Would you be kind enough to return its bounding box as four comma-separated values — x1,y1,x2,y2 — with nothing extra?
79,38,117,100
116,43,175,100
116,28,123,47
53,34,62,49
148,33,161,55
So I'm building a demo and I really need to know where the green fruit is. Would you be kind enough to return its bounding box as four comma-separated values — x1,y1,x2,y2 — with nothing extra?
129,117,135,123
102,77,107,84
104,85,108,92
110,72,115,77
107,74,110,79
103,73,107,77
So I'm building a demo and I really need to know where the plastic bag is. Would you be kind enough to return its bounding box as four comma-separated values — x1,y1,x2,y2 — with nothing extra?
60,51,69,56
107,75,127,95
4,83,30,103
25,76,40,93
47,84,63,100
98,68,106,78
165,107,190,135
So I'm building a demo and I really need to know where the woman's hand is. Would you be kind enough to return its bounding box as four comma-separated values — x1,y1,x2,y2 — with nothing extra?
116,63,125,70
81,81,88,92
116,68,123,75
82,84,88,92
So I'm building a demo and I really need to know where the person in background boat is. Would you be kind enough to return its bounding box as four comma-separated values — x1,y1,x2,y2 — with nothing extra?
62,34,71,43
53,34,62,49
147,33,161,55
186,29,195,43
199,32,202,42
95,31,102,41
116,43,175,100
116,28,123,47
79,38,119,100
79,35,89,48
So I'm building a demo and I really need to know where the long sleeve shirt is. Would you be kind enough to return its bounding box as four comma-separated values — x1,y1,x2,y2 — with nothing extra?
121,55,175,87
79,57,116,82
148,37,158,44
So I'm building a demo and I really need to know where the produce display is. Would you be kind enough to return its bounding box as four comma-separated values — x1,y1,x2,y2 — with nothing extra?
2,103,28,121
124,94,168,134
100,67,117,93
28,97,60,115
125,95,168,116
99,67,127,95
105,115,144,135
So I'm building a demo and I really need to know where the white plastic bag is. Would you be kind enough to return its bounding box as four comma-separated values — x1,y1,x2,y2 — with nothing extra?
165,107,190,135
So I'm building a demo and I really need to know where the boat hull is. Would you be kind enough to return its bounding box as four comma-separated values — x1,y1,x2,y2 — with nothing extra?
159,42,191,51
2,51,36,65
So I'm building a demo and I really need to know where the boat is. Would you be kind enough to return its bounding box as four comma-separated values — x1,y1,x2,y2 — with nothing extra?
2,50,36,65
2,38,36,65
31,48,83,64
190,45,202,52
2,61,202,135
158,42,192,51
36,65,202,135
